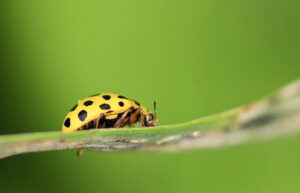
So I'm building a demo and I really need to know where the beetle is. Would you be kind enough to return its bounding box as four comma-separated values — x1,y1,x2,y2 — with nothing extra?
62,93,157,156
62,93,157,133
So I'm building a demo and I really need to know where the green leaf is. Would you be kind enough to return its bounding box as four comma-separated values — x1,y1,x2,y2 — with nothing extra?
1,80,300,159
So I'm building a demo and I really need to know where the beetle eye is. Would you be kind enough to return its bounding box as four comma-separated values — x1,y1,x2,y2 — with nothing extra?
149,113,154,120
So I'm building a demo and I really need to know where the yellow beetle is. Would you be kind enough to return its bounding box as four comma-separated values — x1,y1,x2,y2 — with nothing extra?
62,93,157,133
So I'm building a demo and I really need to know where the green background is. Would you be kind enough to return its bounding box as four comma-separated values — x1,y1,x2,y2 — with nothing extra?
1,0,300,193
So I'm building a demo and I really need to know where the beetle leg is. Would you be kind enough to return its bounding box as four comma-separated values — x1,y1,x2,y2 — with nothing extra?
97,113,106,128
129,110,139,124
77,147,85,157
128,108,145,127
94,119,99,129
114,109,132,128
76,113,105,157
137,108,145,127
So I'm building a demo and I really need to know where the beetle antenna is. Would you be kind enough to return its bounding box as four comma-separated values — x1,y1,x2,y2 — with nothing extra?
154,101,157,118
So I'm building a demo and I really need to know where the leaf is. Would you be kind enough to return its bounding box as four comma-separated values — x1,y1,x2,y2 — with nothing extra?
1,80,300,159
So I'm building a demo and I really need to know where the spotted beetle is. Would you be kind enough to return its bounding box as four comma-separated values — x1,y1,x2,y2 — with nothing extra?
62,93,157,133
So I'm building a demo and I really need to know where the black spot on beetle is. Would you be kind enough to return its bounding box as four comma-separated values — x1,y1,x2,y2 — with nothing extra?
100,103,111,110
78,110,88,121
64,118,71,127
106,110,114,113
134,100,140,106
90,93,100,97
70,104,78,111
119,101,124,107
83,100,93,106
102,95,111,100
118,95,127,99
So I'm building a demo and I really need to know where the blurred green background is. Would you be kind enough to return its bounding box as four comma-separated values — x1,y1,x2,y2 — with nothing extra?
0,0,300,192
